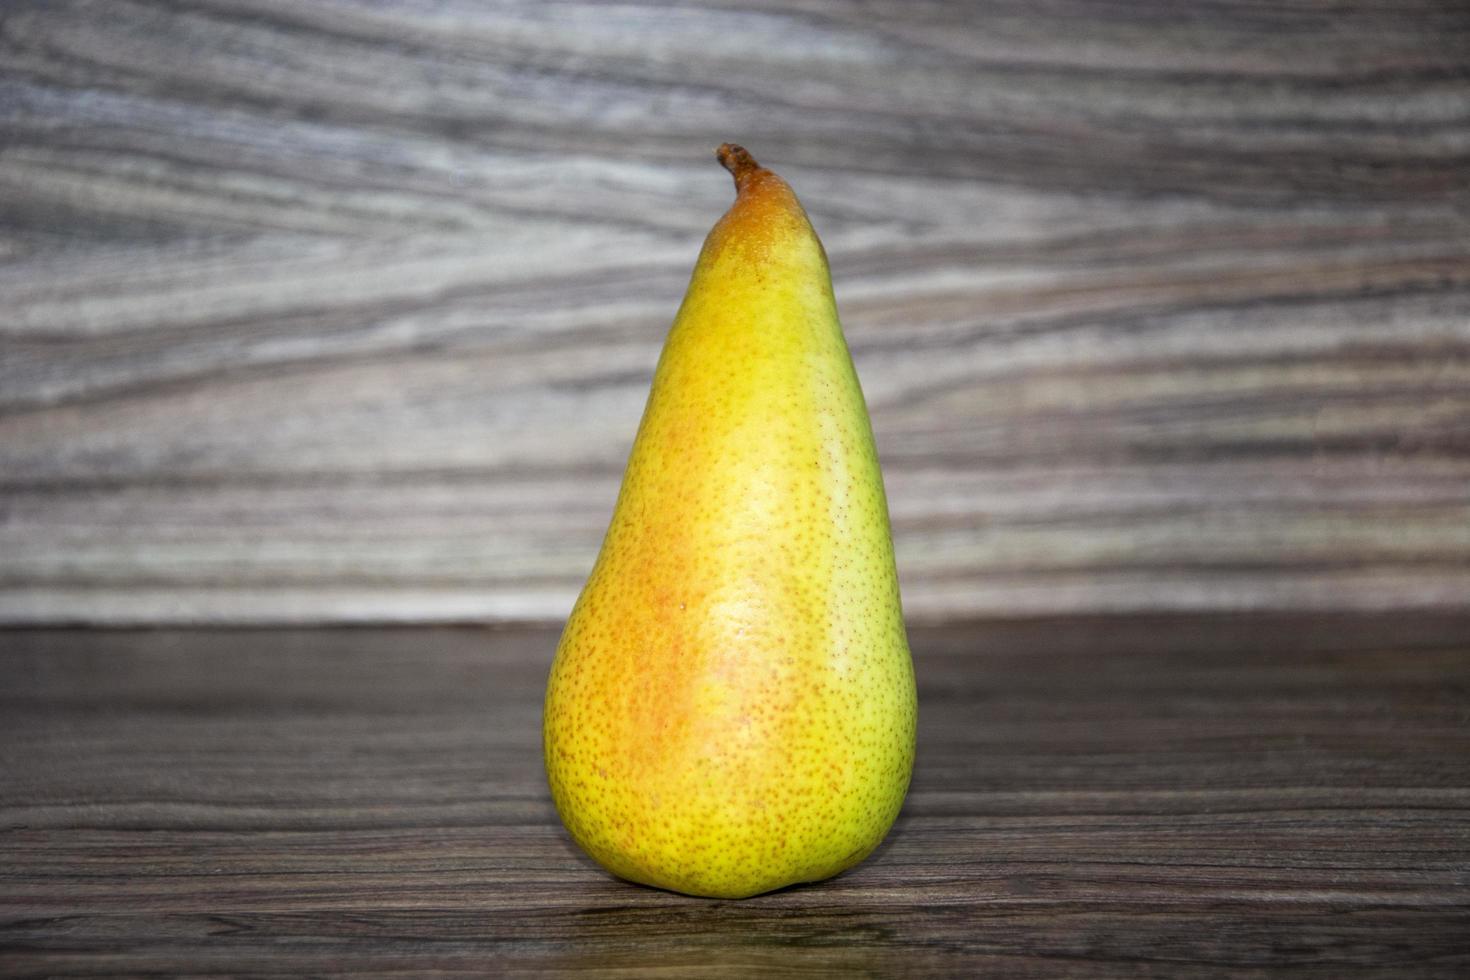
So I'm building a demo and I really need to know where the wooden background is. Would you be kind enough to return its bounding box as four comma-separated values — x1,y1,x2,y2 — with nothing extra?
3,0,1470,624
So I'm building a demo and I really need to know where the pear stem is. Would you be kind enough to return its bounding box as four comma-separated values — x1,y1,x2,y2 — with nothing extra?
716,143,763,192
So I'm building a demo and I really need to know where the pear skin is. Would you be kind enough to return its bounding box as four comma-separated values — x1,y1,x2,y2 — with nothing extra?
543,144,916,899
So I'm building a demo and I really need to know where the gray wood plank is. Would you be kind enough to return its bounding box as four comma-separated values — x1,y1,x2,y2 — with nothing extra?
2,619,1469,976
3,1,1470,623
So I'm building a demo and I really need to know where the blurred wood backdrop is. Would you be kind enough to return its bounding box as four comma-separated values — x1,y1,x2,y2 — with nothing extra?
2,0,1469,625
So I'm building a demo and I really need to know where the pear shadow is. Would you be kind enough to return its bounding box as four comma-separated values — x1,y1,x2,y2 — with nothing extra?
540,878,906,978
519,773,920,975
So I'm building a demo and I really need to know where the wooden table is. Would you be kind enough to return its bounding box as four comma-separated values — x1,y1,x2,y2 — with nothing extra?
4,616,1468,976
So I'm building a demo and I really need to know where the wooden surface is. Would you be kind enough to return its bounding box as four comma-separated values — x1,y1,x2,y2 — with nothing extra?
4,1,1470,624
3,617,1469,976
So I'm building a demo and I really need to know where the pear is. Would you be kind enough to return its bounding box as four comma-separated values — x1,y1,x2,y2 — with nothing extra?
543,144,916,899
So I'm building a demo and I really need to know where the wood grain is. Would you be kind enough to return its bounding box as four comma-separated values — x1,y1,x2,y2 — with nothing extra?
3,1,1470,623
3,618,1469,976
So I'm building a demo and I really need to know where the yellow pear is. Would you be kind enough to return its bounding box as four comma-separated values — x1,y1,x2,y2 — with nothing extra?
543,144,916,899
